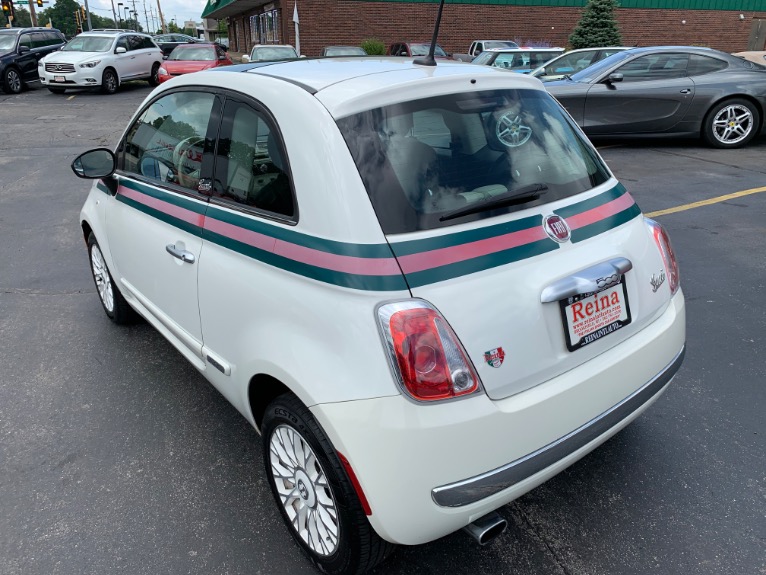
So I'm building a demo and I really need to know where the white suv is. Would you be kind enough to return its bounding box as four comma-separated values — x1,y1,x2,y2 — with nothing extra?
70,59,685,574
39,29,162,94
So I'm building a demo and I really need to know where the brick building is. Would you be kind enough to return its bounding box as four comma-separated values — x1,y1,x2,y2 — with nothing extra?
201,0,766,58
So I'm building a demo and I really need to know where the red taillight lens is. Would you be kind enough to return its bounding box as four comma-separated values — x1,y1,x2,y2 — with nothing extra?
378,301,481,402
646,218,680,295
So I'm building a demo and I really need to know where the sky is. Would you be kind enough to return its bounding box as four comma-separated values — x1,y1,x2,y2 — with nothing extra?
86,0,208,27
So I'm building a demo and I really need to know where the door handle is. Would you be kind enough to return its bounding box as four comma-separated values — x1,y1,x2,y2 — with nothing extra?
541,257,633,302
166,244,196,264
680,89,691,94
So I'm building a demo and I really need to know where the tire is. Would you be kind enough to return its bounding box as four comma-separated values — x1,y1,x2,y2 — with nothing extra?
48,87,66,94
101,68,119,95
87,233,137,324
262,394,395,575
702,98,760,149
148,62,160,87
3,67,23,94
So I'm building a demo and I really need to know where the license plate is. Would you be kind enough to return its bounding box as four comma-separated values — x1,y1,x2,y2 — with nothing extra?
559,278,632,352
54,76,65,82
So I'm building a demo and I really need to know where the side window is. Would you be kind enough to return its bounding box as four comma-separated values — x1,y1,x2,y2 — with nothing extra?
127,35,143,51
18,34,32,49
213,100,295,217
121,91,217,193
141,36,155,49
617,54,689,82
688,54,728,76
31,33,47,49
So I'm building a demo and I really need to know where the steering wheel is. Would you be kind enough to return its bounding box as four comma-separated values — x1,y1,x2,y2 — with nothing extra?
172,136,205,189
494,110,533,148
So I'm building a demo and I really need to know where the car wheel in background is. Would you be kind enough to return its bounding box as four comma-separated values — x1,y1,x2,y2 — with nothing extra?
148,62,160,87
3,67,23,94
262,393,395,575
101,68,119,95
87,233,137,324
702,98,760,149
48,87,66,94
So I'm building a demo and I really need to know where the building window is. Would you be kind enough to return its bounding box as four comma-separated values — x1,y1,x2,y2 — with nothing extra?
256,10,280,44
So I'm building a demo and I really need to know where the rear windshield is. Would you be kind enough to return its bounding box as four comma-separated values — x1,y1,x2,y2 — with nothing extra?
336,89,611,234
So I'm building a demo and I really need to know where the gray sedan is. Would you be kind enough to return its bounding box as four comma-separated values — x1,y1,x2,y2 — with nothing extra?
545,46,766,148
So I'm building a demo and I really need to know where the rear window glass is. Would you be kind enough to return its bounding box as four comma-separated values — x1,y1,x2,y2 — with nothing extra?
336,89,610,234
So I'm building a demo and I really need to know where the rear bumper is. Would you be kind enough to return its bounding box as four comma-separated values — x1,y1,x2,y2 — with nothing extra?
311,290,685,545
432,345,684,508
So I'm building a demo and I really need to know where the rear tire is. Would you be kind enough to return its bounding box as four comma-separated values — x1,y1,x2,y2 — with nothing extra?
87,233,137,324
101,69,118,95
702,98,760,149
262,394,395,575
148,62,160,87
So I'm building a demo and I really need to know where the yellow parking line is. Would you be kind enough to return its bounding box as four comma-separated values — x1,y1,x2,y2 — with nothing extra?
67,95,75,100
645,186,766,217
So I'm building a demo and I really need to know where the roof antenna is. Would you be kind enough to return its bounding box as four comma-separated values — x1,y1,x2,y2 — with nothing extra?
413,0,446,67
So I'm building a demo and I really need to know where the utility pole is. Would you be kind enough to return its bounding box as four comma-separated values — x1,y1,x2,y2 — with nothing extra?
156,0,166,33
28,0,38,27
142,0,149,33
109,0,117,28
84,0,92,30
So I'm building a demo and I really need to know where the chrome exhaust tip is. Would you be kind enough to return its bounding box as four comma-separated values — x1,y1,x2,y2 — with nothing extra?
462,511,507,546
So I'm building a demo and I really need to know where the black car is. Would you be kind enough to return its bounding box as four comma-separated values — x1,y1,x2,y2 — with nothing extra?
152,33,202,58
545,46,766,149
0,27,67,94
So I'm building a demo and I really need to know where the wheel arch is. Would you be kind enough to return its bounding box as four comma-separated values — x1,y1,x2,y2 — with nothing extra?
248,373,294,432
103,66,120,84
81,220,94,246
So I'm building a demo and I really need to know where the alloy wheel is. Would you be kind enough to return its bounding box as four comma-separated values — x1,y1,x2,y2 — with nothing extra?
712,103,753,146
90,244,114,313
6,69,21,93
269,424,340,556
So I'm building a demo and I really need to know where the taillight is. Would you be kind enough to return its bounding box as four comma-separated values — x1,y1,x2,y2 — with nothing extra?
377,301,481,402
645,218,680,295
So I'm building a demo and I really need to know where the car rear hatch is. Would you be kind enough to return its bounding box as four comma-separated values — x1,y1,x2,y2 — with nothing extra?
334,83,675,400
387,182,672,400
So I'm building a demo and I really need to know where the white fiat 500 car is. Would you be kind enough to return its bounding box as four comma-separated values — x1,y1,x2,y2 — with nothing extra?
39,29,162,94
71,58,685,574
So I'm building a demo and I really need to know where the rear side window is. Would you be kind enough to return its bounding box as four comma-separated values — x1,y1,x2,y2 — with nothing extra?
688,54,728,76
336,89,610,234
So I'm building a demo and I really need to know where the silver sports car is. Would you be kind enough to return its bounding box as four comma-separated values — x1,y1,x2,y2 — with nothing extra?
545,46,766,148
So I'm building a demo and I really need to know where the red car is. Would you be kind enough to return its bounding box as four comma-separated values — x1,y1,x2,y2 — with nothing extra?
157,43,232,83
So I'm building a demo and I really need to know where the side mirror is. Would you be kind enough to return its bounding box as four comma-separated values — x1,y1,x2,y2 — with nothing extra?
71,148,116,179
241,54,250,63
18,45,30,54
606,72,624,84
115,46,127,54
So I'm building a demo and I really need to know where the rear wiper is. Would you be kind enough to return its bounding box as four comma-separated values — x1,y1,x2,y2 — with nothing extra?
439,183,549,222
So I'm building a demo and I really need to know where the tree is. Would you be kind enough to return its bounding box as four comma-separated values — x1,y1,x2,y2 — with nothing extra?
568,0,622,50
10,6,32,27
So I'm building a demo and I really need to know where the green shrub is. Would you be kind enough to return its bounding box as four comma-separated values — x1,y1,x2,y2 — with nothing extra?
361,38,387,56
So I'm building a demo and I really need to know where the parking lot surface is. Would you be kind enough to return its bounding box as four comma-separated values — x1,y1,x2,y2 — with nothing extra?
1,83,764,575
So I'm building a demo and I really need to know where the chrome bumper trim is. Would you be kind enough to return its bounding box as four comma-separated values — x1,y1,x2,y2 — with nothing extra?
432,346,685,508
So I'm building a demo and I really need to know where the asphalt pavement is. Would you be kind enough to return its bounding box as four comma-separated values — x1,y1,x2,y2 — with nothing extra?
0,82,764,575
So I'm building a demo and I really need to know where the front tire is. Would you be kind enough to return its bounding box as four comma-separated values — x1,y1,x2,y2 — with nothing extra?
101,69,118,95
3,67,23,94
702,98,760,149
87,233,136,324
262,394,394,575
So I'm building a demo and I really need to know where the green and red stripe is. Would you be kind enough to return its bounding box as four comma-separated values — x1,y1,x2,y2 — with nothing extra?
108,178,640,291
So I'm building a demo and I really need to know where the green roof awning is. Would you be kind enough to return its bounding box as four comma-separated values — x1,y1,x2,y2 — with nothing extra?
202,0,267,19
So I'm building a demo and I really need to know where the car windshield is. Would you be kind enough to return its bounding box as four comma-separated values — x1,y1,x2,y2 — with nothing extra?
484,41,519,50
569,50,633,82
62,36,114,52
409,43,448,57
170,46,215,61
336,89,610,234
252,46,297,60
324,46,366,56
0,35,16,51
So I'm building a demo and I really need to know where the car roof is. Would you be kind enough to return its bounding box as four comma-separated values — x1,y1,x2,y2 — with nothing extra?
483,47,564,53
0,27,58,34
189,57,544,118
